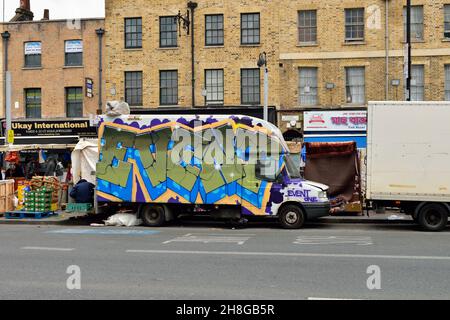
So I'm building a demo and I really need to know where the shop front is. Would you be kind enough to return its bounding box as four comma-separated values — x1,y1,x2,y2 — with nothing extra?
303,110,367,149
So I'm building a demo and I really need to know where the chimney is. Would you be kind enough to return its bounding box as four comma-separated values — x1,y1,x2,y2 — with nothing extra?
42,9,50,21
10,0,34,22
20,0,31,11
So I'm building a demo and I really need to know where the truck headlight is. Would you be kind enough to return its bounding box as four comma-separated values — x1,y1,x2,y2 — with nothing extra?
318,191,328,199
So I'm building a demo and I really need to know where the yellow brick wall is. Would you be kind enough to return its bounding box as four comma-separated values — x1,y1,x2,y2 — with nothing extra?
1,18,104,119
105,0,450,112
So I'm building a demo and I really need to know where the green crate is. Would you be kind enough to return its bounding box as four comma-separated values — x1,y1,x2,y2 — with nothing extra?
66,203,93,213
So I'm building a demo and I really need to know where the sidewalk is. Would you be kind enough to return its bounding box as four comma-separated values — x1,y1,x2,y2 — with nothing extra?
319,211,413,224
0,210,413,226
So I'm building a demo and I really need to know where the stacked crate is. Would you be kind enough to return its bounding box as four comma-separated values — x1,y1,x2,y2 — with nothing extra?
24,187,54,213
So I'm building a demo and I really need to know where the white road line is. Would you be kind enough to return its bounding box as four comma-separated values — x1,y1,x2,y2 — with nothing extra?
163,233,252,245
21,246,75,252
294,236,373,246
126,249,450,261
308,297,363,300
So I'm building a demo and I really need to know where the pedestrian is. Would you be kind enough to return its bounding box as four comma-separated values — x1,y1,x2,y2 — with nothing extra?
70,179,95,204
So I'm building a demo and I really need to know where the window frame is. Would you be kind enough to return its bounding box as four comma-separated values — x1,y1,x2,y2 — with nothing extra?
125,17,143,49
205,14,224,46
205,69,224,106
64,40,83,67
445,64,450,101
24,41,42,68
345,67,366,105
298,10,317,44
241,68,261,105
410,65,425,101
403,5,424,42
345,8,365,42
125,71,143,107
241,13,260,45
299,67,319,106
65,87,83,118
25,88,42,119
159,70,178,106
160,16,178,48
445,5,450,39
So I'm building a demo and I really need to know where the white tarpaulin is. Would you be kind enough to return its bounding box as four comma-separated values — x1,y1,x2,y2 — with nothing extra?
71,139,98,184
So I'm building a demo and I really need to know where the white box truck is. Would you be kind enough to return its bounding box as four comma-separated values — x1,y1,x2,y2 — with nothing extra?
366,101,450,231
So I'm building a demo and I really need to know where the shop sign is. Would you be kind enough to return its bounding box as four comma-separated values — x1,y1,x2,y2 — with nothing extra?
1,119,97,138
304,110,367,132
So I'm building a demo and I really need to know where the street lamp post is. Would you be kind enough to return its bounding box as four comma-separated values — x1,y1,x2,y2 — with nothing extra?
258,52,269,122
2,31,11,145
96,28,105,115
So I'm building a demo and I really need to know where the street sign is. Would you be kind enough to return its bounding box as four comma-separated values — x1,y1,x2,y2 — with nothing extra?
86,78,94,98
7,130,14,144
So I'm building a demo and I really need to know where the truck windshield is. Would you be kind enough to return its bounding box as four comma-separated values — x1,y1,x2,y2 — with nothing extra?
285,154,301,179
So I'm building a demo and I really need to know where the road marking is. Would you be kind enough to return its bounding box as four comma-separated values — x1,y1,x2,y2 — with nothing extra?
307,297,363,300
21,246,74,252
126,249,450,261
163,233,253,245
294,236,373,246
46,229,160,236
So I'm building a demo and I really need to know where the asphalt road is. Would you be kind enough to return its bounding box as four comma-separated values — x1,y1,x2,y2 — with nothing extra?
0,221,449,300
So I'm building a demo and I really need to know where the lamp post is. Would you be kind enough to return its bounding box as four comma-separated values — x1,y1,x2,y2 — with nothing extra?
96,28,105,115
257,52,269,122
2,31,11,145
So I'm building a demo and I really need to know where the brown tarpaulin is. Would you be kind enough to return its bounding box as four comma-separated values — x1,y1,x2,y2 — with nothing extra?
304,142,359,204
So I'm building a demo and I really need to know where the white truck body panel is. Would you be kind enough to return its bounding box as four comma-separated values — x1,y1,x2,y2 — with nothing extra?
366,101,450,202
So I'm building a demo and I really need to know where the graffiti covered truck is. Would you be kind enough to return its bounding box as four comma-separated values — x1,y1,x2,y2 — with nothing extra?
96,114,330,228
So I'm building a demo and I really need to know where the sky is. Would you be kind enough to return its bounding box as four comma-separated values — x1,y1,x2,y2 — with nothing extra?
1,0,105,22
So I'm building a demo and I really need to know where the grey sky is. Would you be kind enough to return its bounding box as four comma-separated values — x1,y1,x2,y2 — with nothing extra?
1,0,105,21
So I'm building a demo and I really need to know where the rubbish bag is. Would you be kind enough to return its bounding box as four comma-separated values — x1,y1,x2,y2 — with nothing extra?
105,101,130,117
103,213,142,227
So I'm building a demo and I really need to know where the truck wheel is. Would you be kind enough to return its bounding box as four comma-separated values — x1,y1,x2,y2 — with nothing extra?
140,204,166,227
279,205,305,229
418,204,448,232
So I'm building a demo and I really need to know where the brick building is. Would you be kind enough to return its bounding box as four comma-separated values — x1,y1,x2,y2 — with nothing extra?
0,1,105,121
103,0,450,137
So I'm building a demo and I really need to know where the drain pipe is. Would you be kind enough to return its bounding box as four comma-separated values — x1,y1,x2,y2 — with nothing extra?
96,28,105,115
188,1,198,108
385,1,389,100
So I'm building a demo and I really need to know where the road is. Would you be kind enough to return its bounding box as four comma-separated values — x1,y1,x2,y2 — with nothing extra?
0,221,449,300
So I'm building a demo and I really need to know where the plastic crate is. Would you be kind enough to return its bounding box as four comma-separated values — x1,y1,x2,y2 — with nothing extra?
66,203,93,213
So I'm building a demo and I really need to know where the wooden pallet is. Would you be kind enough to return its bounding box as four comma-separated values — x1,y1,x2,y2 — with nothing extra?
5,211,56,220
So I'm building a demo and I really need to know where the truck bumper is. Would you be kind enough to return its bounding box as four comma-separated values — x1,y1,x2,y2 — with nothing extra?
303,202,331,220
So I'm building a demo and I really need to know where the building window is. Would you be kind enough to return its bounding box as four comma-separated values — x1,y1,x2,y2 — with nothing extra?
24,42,41,68
241,68,260,105
345,8,365,42
65,40,83,66
403,6,424,41
411,65,424,101
205,69,224,105
25,88,41,119
66,87,83,118
205,14,224,46
125,17,142,49
298,10,317,44
125,71,143,106
241,13,260,45
160,70,178,106
299,68,318,106
445,5,450,39
345,67,365,104
160,16,177,48
445,65,450,101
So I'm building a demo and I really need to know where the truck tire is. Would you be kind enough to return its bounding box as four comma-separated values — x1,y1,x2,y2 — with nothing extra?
139,204,166,227
279,205,305,229
417,204,448,232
